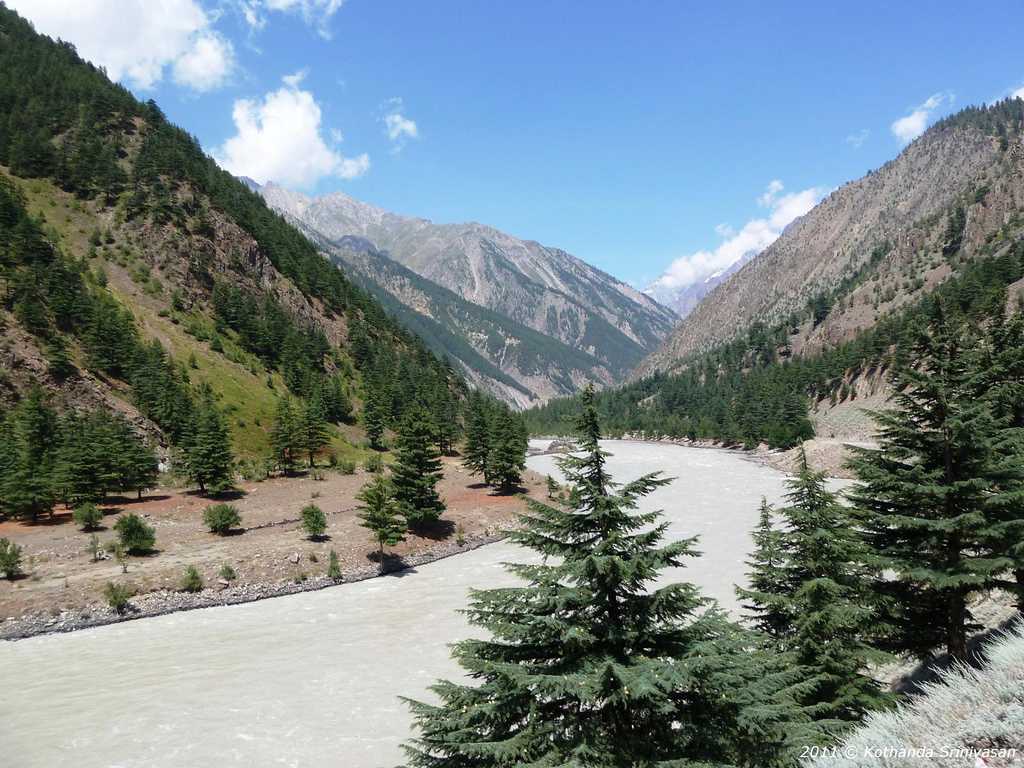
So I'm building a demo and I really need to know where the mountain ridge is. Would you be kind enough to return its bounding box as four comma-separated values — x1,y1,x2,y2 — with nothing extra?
257,181,678,405
637,99,1024,377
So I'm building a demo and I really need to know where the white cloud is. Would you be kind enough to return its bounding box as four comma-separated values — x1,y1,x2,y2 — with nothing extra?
757,179,784,207
381,97,419,151
282,68,308,88
891,92,954,143
172,32,235,92
215,75,369,188
646,181,825,297
845,128,869,149
1012,85,1024,100
8,0,234,91
239,0,345,38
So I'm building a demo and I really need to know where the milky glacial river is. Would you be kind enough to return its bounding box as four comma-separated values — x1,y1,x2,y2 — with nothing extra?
1,441,802,768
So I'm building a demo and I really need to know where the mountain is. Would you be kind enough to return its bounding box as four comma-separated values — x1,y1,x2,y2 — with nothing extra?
638,100,1024,377
644,252,753,319
0,5,463,459
284,216,619,408
527,100,1024,450
258,183,678,404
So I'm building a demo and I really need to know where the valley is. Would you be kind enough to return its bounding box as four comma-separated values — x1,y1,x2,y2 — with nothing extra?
1,3,1024,766
0,441,799,768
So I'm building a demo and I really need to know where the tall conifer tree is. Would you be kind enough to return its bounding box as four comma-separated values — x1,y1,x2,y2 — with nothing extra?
356,474,406,563
403,385,815,767
183,392,234,495
849,309,1016,660
271,396,300,475
391,407,445,527
363,389,386,452
487,409,526,492
462,394,491,483
737,498,790,638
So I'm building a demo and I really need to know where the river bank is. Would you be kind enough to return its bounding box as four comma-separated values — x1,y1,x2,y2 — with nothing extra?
0,529,514,641
1,458,546,641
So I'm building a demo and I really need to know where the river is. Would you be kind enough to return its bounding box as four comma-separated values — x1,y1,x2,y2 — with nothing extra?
0,441,802,768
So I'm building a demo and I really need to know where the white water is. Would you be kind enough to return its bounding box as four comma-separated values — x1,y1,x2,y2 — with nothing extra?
0,441,799,768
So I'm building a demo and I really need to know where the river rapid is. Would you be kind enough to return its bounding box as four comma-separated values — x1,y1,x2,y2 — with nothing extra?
1,440,802,768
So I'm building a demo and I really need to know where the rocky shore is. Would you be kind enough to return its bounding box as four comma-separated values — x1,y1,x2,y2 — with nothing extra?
1,529,507,641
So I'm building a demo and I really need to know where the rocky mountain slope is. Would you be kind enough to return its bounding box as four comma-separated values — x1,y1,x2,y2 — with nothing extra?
0,5,462,459
285,216,618,407
258,183,678,404
638,101,1024,376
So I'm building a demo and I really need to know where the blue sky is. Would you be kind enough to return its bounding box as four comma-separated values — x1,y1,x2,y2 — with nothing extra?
11,0,1024,292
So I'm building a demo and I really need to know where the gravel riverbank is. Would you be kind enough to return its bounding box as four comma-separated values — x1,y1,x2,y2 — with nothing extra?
1,529,507,641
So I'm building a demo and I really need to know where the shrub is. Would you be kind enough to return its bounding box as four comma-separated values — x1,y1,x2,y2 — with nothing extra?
87,534,101,562
364,454,384,473
0,538,23,579
327,550,342,580
181,565,204,593
337,460,356,475
73,503,104,531
114,513,155,554
809,626,1024,768
105,540,129,573
203,503,242,535
301,504,327,540
104,581,133,614
218,564,237,581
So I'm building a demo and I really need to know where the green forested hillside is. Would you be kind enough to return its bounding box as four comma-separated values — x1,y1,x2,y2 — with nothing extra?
0,3,465,478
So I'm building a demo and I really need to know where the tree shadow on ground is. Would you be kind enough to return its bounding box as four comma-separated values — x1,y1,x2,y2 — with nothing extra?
369,551,416,577
104,494,173,506
408,518,456,541
893,614,1022,694
185,488,248,502
488,485,528,497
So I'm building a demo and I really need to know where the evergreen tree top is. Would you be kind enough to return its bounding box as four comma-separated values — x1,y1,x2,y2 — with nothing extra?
403,385,798,766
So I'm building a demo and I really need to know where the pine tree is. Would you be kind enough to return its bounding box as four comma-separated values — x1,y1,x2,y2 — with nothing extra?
461,395,491,482
736,498,790,638
849,309,1017,661
780,452,889,727
119,433,159,500
403,385,815,767
391,407,445,527
487,409,526,492
0,387,56,520
271,396,301,475
362,389,386,452
974,310,1024,611
299,396,329,468
183,392,234,496
45,335,75,380
356,475,406,563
